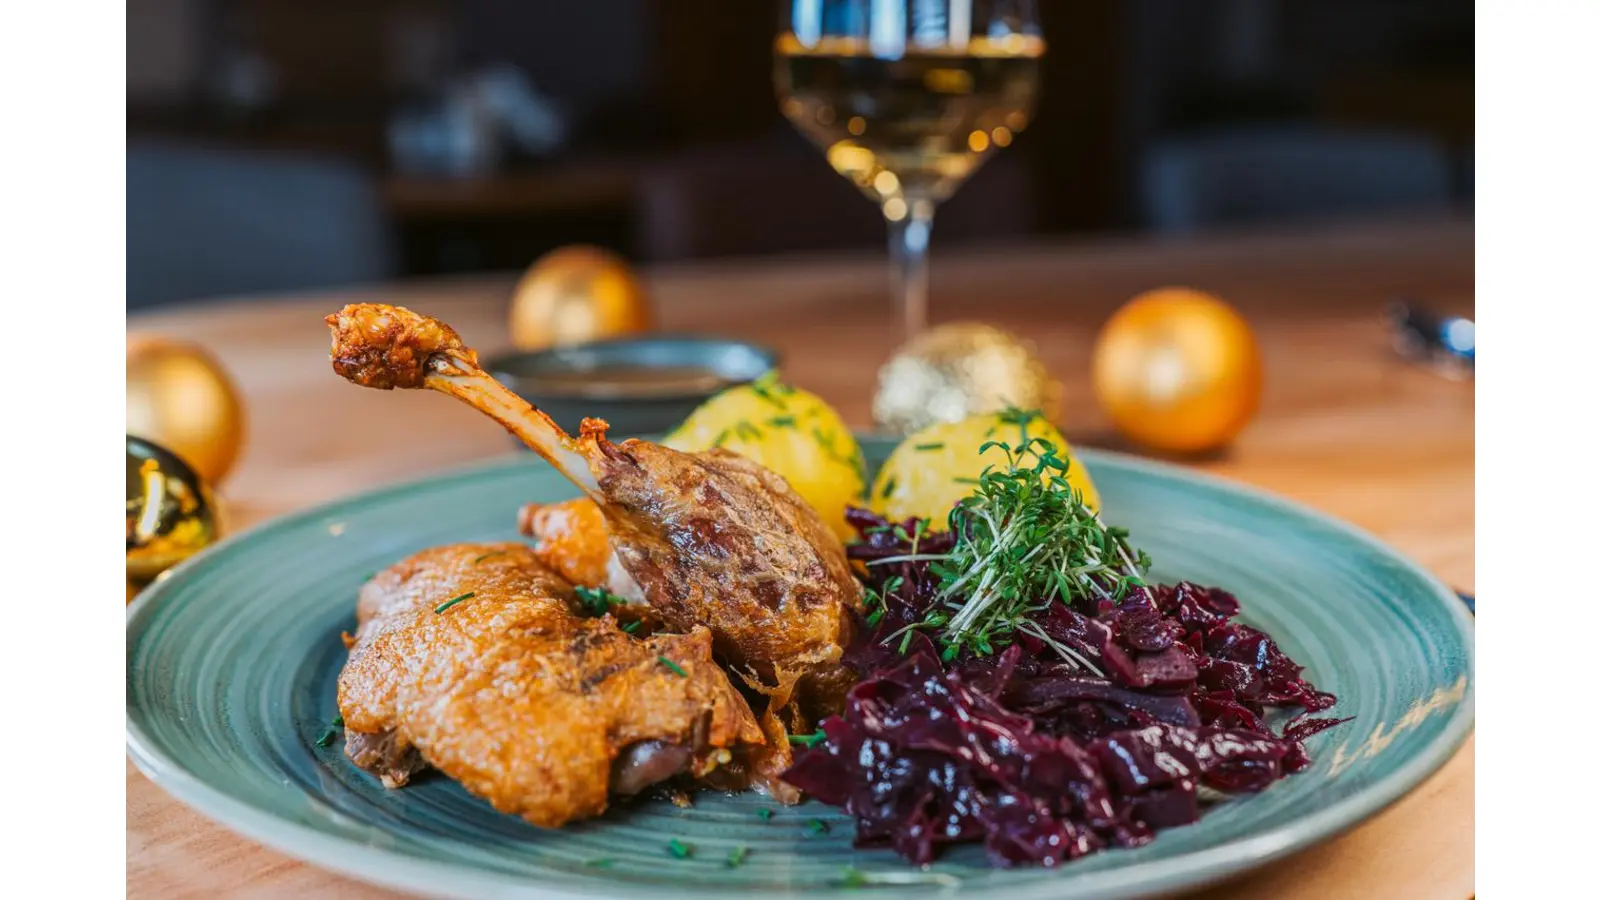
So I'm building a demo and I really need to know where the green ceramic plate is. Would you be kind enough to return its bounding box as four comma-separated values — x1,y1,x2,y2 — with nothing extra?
126,441,1474,899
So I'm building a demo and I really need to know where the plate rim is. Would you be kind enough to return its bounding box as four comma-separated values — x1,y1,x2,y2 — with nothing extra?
127,442,1475,900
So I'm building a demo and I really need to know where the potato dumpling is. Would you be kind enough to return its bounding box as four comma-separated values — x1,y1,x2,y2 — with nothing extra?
870,410,1100,526
664,375,865,542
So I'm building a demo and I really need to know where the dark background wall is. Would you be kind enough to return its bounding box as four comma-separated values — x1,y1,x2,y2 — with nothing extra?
126,0,1472,304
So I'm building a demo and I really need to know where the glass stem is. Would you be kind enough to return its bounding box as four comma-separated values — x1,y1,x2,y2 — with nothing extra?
888,199,936,341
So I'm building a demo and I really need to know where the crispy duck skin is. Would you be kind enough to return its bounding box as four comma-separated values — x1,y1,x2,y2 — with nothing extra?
519,497,644,604
327,303,864,720
337,542,764,828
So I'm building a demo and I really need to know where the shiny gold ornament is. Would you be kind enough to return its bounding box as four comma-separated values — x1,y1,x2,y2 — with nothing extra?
509,245,653,350
872,322,1060,435
127,335,247,484
126,435,221,586
1091,287,1262,454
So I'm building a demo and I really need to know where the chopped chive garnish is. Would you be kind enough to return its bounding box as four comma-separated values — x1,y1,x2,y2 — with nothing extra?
331,714,344,728
472,550,508,565
584,857,613,868
914,442,946,451
805,818,830,836
767,415,797,428
434,591,475,614
757,807,774,820
880,476,897,498
749,371,793,408
575,585,626,617
666,838,694,859
713,429,731,449
725,845,751,868
735,420,763,440
658,656,687,677
621,620,643,634
315,728,338,747
787,731,827,748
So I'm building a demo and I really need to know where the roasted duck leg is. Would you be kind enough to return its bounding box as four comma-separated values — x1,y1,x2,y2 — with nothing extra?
327,304,863,719
338,542,764,827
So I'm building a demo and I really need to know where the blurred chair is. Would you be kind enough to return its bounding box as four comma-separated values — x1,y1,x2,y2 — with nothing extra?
1138,126,1454,234
636,134,1038,262
127,140,395,309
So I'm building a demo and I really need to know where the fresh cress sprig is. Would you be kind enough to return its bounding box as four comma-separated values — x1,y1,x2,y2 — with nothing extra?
870,408,1150,663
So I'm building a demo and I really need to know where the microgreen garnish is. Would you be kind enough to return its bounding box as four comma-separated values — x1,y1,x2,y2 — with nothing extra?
331,714,344,728
315,728,338,747
914,442,945,451
658,656,687,677
787,731,827,748
726,845,751,868
433,592,475,614
758,807,774,820
621,620,643,634
871,408,1147,667
574,585,627,617
666,838,694,859
805,818,830,836
471,550,507,565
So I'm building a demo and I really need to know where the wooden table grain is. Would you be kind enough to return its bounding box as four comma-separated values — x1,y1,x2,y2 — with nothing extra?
127,217,1475,899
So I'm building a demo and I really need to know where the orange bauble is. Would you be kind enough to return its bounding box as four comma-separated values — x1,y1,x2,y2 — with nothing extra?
127,335,247,483
509,245,653,350
1091,288,1262,454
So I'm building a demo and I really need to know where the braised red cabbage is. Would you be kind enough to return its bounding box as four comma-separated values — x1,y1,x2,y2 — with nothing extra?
781,509,1348,867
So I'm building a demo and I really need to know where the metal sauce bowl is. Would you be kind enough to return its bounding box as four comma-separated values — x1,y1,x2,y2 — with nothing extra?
486,336,779,439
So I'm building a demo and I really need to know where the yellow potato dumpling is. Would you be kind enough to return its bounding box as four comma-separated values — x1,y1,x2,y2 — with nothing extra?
870,410,1100,527
664,374,866,543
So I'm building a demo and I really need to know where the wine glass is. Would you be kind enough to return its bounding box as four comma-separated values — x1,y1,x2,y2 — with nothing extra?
775,1,1043,340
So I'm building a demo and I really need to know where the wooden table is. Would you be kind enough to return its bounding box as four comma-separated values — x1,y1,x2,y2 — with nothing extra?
127,217,1475,898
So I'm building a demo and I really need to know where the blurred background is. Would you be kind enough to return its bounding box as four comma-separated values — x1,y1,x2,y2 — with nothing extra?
126,0,1472,311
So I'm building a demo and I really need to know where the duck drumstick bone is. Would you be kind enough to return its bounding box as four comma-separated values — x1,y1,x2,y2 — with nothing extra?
327,303,600,496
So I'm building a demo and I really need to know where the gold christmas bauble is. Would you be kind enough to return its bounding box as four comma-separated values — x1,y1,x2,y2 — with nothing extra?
127,335,247,484
127,435,221,586
1091,287,1262,454
509,245,653,350
872,322,1060,435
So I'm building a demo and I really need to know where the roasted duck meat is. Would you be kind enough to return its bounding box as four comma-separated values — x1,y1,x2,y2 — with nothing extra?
519,495,643,603
326,303,864,720
337,542,764,827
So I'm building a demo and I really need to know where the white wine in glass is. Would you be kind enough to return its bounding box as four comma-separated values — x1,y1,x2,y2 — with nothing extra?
775,1,1043,339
